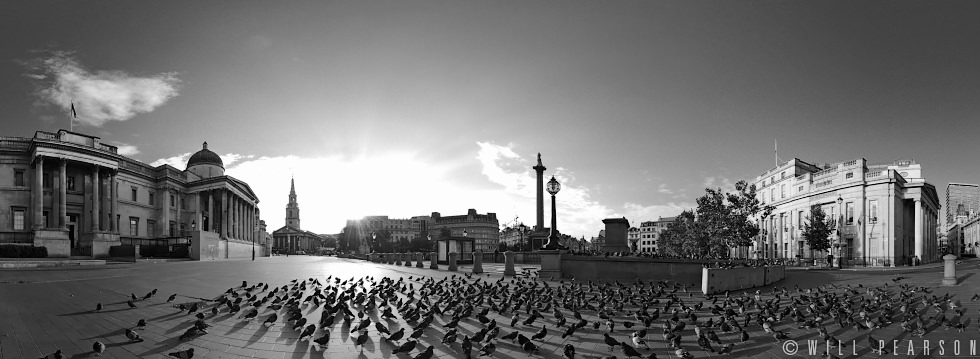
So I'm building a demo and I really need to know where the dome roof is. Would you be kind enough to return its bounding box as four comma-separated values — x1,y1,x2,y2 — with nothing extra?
187,142,223,169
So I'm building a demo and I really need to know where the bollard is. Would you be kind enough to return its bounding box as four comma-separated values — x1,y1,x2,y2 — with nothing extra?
389,253,395,265
430,252,439,269
448,252,458,271
503,251,516,276
405,253,413,267
416,252,424,268
942,254,957,286
472,250,484,274
396,253,403,266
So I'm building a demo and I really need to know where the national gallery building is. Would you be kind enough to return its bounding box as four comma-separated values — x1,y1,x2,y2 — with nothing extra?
0,129,268,259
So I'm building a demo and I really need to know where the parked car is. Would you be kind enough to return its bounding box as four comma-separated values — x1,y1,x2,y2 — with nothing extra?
296,250,306,255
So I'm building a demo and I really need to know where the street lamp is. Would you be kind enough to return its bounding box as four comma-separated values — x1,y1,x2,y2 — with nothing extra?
372,232,376,253
835,195,843,268
544,176,561,250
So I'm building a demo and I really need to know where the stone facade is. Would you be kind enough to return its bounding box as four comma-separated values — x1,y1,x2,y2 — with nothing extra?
0,130,266,259
754,157,940,266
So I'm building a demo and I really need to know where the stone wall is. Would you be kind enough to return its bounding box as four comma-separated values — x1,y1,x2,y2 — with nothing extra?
558,255,705,287
701,265,786,294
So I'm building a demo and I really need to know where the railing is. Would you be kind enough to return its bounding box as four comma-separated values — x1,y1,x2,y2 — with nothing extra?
97,143,118,154
0,137,32,151
119,236,190,246
0,231,33,244
814,179,834,188
812,167,837,178
865,170,884,179
843,159,858,167
34,131,59,140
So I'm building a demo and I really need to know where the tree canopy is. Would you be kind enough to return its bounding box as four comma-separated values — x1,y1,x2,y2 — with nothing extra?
801,205,836,253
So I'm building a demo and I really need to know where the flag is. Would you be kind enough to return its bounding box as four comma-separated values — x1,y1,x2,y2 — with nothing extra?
70,102,77,118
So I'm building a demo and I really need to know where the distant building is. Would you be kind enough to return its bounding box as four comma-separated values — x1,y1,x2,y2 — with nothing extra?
946,183,979,231
754,157,940,267
639,216,674,253
627,227,640,252
590,230,606,251
499,224,531,250
272,178,322,254
0,130,264,259
430,209,500,253
343,215,431,253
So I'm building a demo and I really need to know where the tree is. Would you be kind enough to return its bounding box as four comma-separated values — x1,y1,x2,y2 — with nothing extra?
498,242,508,252
801,205,835,254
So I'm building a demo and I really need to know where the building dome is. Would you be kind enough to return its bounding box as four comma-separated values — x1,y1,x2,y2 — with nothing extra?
187,142,224,169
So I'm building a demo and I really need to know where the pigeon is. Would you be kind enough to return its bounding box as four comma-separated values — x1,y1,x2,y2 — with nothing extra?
263,313,278,327
135,319,147,329
312,332,330,349
563,344,575,359
127,300,137,309
39,349,63,359
95,303,103,312
125,328,144,342
392,340,417,354
531,326,547,341
414,345,435,359
621,342,643,358
522,341,539,355
479,342,496,356
355,332,369,349
242,309,258,321
92,341,105,356
603,333,621,351
168,348,194,358
717,343,734,355
167,294,177,303
179,327,201,341
299,324,316,341
387,328,405,342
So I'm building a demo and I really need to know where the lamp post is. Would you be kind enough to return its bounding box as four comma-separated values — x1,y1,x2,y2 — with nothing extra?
835,195,843,268
372,232,376,253
544,176,561,250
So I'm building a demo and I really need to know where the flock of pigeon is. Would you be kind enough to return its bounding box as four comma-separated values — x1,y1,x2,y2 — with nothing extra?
38,269,979,359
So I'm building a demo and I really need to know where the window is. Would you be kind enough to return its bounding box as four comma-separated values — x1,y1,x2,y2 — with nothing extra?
149,193,155,206
781,184,786,199
869,200,878,223
781,171,786,179
67,176,76,191
42,211,48,228
170,194,176,207
798,185,803,192
798,211,804,231
129,217,139,236
782,213,788,232
846,202,854,224
845,172,853,179
43,174,52,189
761,192,766,203
14,170,25,186
770,188,776,202
12,208,25,230
147,220,156,237
131,187,138,202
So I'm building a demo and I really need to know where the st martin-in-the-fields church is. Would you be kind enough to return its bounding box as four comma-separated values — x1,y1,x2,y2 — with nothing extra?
271,177,323,254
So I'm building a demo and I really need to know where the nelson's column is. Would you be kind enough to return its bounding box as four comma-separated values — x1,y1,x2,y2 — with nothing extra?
531,153,550,249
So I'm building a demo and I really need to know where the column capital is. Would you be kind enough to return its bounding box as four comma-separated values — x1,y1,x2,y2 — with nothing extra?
34,155,45,166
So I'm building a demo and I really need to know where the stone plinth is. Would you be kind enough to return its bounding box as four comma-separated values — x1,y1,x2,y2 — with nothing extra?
416,253,424,268
601,218,631,253
33,229,70,257
538,250,562,280
503,251,516,276
448,252,458,271
472,250,484,274
404,253,413,267
942,254,957,286
395,254,402,266
430,252,439,269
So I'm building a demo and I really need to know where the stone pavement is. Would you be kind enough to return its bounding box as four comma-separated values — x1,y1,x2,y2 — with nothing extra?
0,256,978,359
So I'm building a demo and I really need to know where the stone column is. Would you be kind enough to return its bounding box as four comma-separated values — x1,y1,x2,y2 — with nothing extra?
110,172,117,232
207,190,214,232
174,190,181,236
942,254,957,286
448,252,458,271
33,156,44,229
415,253,424,268
160,186,169,238
914,200,923,265
472,250,484,274
222,190,229,238
503,251,516,276
395,253,402,265
91,165,100,231
58,159,67,229
430,252,439,269
533,154,546,231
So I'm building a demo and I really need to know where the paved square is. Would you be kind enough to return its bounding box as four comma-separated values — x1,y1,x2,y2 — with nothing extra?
1,256,979,359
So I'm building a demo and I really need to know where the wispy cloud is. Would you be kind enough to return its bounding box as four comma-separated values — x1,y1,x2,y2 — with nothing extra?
22,51,180,127
657,183,673,194
149,152,192,169
111,142,140,157
703,176,736,193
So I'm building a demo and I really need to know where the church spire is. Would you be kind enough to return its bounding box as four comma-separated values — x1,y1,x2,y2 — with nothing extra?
286,177,300,230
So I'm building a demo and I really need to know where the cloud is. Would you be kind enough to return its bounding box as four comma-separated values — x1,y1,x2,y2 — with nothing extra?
657,183,673,194
111,143,140,157
150,152,192,169
22,51,180,126
703,176,736,193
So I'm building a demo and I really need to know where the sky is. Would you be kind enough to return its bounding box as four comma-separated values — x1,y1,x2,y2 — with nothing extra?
2,1,980,239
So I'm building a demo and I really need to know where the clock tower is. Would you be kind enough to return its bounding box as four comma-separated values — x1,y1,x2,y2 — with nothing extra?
285,177,301,230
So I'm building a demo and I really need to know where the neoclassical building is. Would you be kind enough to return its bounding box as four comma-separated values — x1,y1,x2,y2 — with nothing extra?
752,158,940,267
0,129,267,259
272,178,323,254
